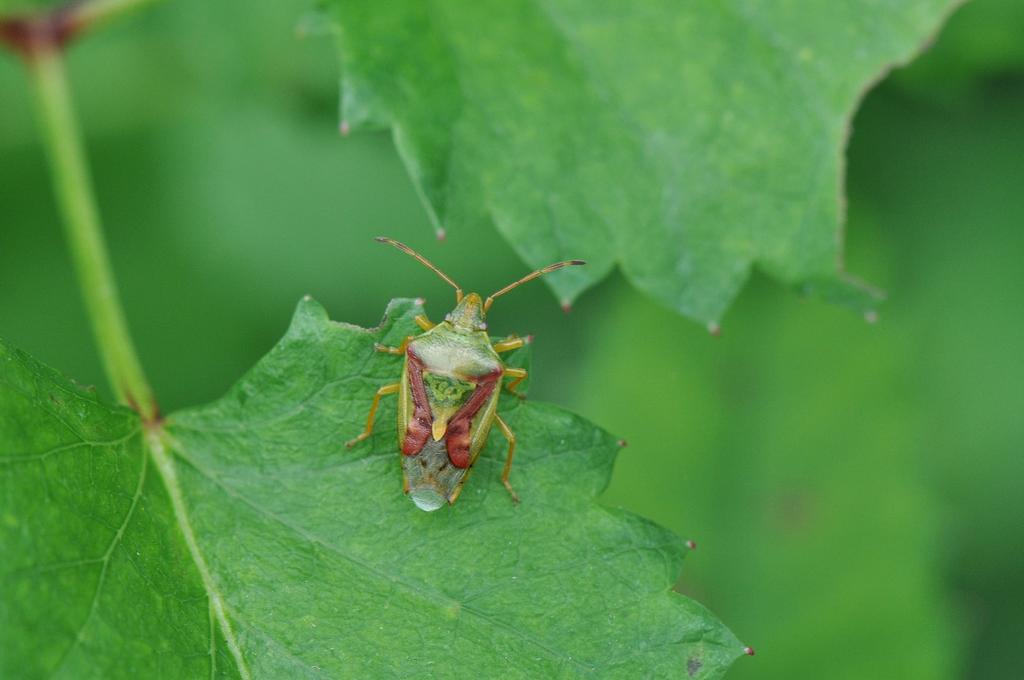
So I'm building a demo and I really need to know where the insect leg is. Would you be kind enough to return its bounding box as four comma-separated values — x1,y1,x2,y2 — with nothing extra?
345,383,400,447
502,367,528,398
492,336,525,353
414,314,435,331
374,336,414,355
494,414,520,504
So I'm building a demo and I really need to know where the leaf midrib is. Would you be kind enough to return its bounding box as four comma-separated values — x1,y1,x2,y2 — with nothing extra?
145,427,252,680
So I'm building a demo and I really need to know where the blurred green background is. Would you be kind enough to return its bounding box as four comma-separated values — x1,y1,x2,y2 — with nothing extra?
1,1,1021,678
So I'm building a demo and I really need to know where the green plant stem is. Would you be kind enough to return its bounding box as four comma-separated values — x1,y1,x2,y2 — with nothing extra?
28,49,158,421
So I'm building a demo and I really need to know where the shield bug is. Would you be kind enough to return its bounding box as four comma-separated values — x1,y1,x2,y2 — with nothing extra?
346,237,585,511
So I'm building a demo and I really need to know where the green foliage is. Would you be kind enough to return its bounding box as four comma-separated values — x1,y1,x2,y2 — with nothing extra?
579,286,955,679
892,0,1024,94
568,68,1024,680
845,81,1024,680
0,0,57,14
3,1,1021,678
324,0,958,323
0,347,219,678
1,298,743,678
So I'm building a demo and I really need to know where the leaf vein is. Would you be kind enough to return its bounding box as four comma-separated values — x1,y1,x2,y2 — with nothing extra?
47,440,147,678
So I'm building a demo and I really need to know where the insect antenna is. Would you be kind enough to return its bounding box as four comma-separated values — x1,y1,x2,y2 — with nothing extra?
484,259,586,312
375,237,464,302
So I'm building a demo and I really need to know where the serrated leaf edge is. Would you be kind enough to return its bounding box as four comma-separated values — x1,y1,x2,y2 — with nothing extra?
331,2,963,327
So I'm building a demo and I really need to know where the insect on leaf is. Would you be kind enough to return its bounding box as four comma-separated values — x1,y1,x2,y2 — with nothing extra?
1,298,745,678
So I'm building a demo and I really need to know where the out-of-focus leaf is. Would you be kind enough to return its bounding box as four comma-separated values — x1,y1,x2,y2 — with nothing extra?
570,73,1024,680
0,0,59,15
848,81,1024,680
575,281,956,680
323,0,958,324
1,299,744,678
0,0,551,412
891,0,1024,95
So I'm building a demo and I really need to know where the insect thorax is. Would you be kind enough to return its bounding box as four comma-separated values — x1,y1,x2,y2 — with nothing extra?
407,328,501,378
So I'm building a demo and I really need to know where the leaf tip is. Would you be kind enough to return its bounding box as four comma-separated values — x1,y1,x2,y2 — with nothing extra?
743,645,756,657
685,539,697,551
291,295,330,332
706,322,721,337
339,119,351,137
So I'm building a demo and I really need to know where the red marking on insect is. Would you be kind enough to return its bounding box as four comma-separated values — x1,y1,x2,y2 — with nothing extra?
744,646,756,656
402,352,433,456
443,369,500,468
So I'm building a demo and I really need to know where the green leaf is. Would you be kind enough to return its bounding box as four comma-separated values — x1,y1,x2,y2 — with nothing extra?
847,82,1024,679
576,282,957,679
556,56,1024,676
0,348,224,678
322,0,959,323
2,298,744,678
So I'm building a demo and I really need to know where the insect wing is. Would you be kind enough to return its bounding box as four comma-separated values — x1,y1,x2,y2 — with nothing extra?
403,439,467,511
